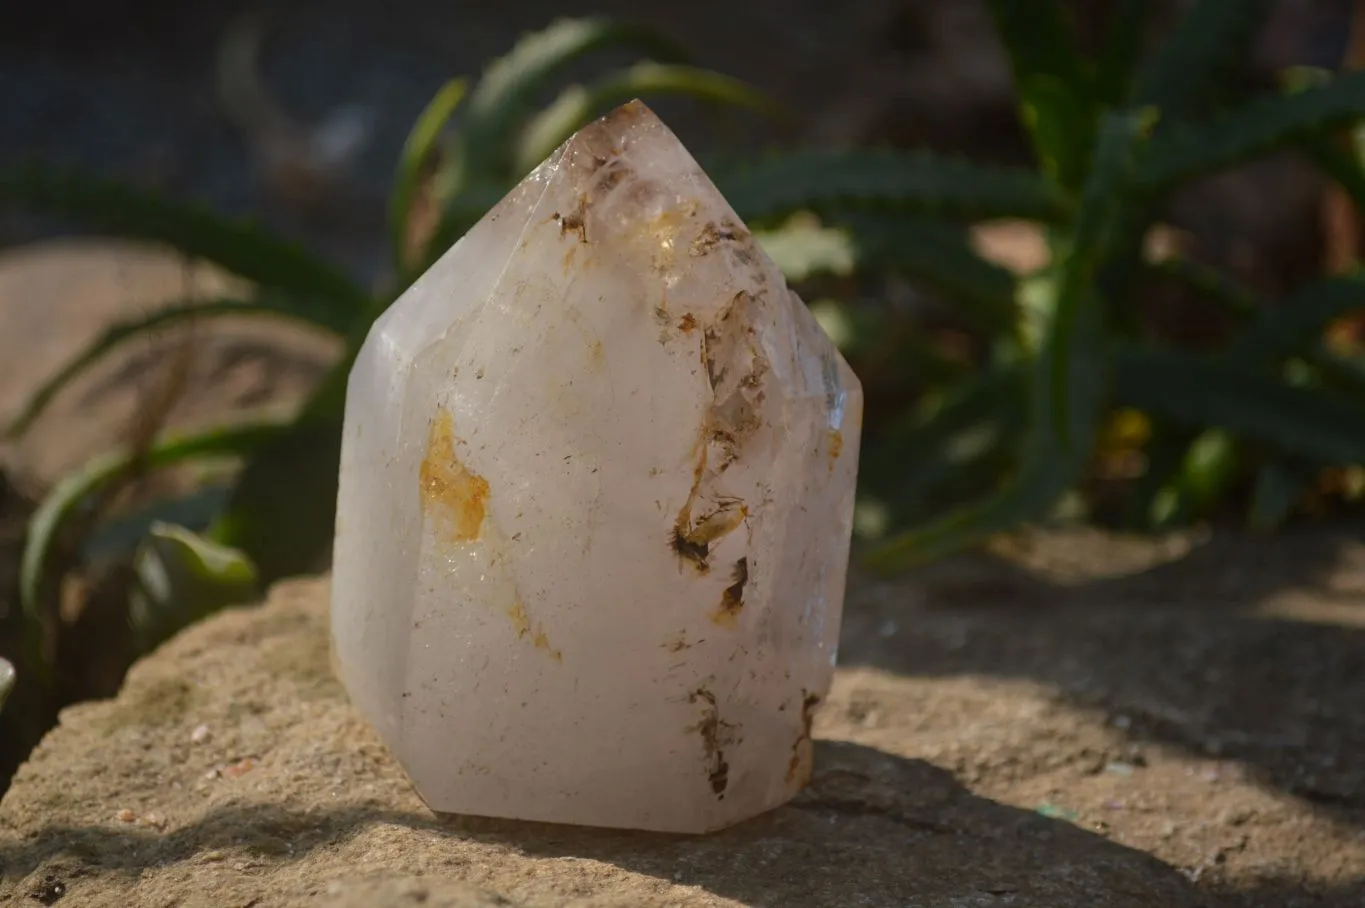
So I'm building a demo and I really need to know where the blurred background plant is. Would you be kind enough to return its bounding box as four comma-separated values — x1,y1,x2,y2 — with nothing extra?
1,0,1363,787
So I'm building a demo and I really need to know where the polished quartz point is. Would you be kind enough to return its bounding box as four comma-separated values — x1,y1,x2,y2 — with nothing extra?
330,101,862,833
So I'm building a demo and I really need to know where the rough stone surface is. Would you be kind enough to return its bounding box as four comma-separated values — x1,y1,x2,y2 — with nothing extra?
5,529,1365,906
0,238,336,488
331,101,861,833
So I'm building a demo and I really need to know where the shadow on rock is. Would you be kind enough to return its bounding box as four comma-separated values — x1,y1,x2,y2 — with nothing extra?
842,528,1365,824
2,743,1210,908
438,742,1208,908
1219,879,1365,908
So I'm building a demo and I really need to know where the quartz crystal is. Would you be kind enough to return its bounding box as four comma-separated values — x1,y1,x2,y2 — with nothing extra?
330,101,863,834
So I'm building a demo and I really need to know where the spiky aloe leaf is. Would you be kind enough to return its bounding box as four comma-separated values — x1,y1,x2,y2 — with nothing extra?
20,418,288,681
461,17,687,179
0,163,370,315
1230,274,1365,360
514,63,781,176
1141,70,1365,190
986,0,1088,92
754,220,856,283
756,214,1018,335
718,149,1071,225
986,0,1096,191
1148,257,1261,318
1094,0,1149,105
1303,134,1365,215
1049,108,1156,446
6,294,347,440
1278,67,1365,216
389,78,468,273
807,299,972,388
850,213,1021,333
1113,347,1365,463
1310,350,1365,395
862,365,1028,519
866,269,1110,569
1130,0,1273,119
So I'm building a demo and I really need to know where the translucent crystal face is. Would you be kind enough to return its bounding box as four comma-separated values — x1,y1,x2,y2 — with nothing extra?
330,101,863,834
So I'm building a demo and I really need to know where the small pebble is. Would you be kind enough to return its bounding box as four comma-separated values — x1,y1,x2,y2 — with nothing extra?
139,812,167,829
222,757,257,779
190,724,211,744
115,808,136,823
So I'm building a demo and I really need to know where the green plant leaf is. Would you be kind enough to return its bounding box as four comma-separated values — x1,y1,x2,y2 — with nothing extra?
755,214,1018,334
461,17,687,180
82,484,234,565
1147,257,1261,319
1302,134,1365,216
866,278,1109,569
1123,424,1198,529
1094,0,1149,105
199,318,365,588
1141,70,1365,190
754,221,857,282
1248,458,1311,531
1230,274,1365,360
19,418,288,682
862,365,1028,520
986,0,1087,87
987,0,1095,191
209,415,343,583
1160,427,1241,526
128,522,260,654
806,299,971,388
1113,347,1365,463
5,294,347,439
1281,67,1365,218
718,149,1071,225
0,163,370,315
848,213,1020,334
1309,349,1365,395
389,78,468,273
1049,108,1155,447
0,657,13,714
514,63,782,176
1130,0,1272,120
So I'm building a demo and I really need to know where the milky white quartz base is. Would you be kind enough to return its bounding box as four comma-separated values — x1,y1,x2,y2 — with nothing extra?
330,101,862,833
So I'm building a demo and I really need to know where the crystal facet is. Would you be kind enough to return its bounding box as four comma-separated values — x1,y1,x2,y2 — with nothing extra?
330,101,863,833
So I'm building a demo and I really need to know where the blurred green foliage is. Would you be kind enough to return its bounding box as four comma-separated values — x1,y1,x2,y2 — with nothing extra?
4,2,1365,694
